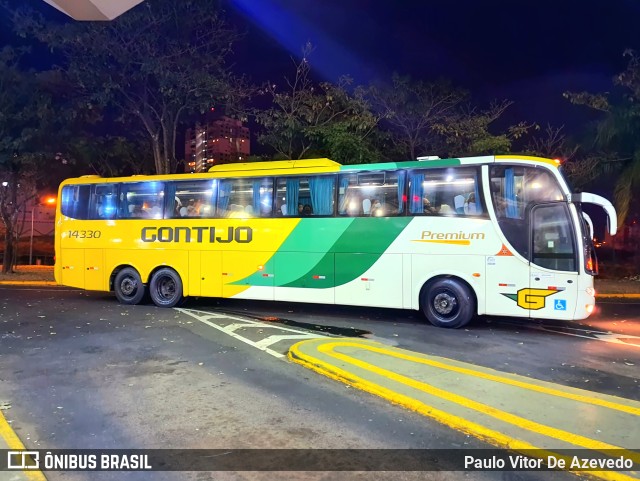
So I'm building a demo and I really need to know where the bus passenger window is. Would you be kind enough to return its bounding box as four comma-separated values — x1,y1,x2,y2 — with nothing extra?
92,184,117,220
339,171,402,217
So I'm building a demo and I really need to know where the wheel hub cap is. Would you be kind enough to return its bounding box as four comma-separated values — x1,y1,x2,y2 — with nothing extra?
159,278,175,299
434,292,456,315
121,279,136,296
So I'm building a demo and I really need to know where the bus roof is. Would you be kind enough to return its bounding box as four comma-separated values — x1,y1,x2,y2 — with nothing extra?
59,155,560,185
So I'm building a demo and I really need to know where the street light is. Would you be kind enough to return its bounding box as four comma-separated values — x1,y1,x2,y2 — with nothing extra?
29,195,57,265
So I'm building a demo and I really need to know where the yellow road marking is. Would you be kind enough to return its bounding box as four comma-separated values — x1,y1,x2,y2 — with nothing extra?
289,340,640,481
320,341,640,416
318,342,638,460
0,410,47,480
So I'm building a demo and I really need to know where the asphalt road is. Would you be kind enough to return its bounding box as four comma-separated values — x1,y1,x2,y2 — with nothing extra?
192,294,639,402
1,286,638,481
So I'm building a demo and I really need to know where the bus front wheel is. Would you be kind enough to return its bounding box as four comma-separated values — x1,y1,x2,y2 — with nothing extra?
149,268,183,308
421,278,474,328
114,268,145,305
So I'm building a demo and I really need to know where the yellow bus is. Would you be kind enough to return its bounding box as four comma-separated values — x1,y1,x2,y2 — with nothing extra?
54,155,617,328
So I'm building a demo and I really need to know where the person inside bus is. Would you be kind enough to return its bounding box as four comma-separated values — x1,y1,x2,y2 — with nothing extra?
423,197,440,214
142,200,162,218
180,199,196,217
130,204,144,218
301,204,312,216
191,198,203,216
370,199,383,216
464,192,479,215
173,197,182,218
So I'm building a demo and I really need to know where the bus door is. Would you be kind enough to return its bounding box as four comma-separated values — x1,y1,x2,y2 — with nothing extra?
528,203,579,320
60,248,85,289
198,251,223,298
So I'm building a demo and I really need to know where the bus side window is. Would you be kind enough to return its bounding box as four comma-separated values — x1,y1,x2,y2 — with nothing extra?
167,180,216,218
61,185,91,220
119,182,165,220
91,184,117,220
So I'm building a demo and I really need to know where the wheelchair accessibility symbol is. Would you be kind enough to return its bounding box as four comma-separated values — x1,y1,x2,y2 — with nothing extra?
554,299,567,311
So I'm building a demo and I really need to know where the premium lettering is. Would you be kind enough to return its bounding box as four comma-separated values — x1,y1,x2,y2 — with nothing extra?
421,230,485,240
141,226,253,243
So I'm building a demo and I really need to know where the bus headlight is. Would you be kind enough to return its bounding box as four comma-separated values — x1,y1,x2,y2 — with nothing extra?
586,304,595,314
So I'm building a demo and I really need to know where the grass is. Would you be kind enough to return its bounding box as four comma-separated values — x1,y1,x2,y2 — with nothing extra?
0,265,55,282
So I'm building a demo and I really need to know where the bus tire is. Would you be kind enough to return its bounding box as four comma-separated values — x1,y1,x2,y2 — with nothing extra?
113,268,145,305
421,278,474,328
149,268,183,308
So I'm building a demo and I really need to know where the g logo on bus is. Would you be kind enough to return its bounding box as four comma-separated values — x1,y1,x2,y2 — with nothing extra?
502,288,558,310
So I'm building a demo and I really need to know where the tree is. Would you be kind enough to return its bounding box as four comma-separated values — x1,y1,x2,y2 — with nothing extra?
67,135,154,177
522,124,617,190
368,74,466,159
255,45,385,164
16,0,247,175
0,47,57,273
433,101,536,157
565,50,640,226
369,74,535,160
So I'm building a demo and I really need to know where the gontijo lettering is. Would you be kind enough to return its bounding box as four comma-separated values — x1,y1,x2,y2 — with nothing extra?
141,226,252,243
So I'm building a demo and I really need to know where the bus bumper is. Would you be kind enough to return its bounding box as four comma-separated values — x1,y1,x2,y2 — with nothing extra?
574,288,596,320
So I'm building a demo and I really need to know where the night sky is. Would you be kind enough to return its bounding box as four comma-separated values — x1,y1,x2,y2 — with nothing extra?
226,0,640,129
4,0,639,131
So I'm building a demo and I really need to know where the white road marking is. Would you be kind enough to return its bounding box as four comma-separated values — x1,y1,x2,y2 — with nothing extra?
175,308,328,358
495,318,640,348
524,323,640,349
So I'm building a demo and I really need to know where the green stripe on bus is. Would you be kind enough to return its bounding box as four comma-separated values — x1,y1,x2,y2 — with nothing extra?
340,159,461,171
281,217,412,288
230,217,412,289
332,217,412,286
231,219,354,287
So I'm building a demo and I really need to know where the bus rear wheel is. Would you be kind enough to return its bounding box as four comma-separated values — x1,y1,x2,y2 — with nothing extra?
421,278,474,328
149,268,183,308
114,267,145,305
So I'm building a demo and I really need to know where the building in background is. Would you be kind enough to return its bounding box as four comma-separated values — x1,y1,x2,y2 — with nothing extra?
184,116,250,173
